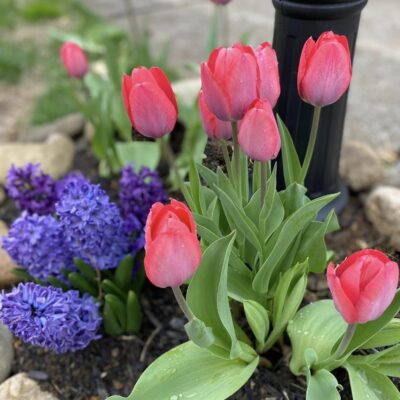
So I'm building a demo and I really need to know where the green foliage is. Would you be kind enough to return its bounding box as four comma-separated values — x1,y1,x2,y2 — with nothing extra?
19,0,63,22
107,341,259,400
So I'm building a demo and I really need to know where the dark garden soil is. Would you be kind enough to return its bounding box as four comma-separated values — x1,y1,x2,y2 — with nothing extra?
5,134,400,400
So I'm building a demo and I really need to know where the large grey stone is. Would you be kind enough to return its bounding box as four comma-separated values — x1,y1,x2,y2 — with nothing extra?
384,161,400,188
365,186,400,251
0,134,75,184
0,373,58,400
340,140,384,191
0,323,13,383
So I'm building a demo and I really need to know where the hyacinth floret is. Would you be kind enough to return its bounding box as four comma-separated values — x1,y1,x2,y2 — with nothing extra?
56,176,129,270
119,165,167,233
0,282,102,353
6,163,58,214
2,212,74,282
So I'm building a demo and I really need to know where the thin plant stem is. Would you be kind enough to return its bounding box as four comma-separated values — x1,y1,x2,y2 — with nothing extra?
172,286,194,321
260,161,267,205
231,121,241,196
299,106,321,184
220,139,233,179
333,324,356,360
95,268,103,299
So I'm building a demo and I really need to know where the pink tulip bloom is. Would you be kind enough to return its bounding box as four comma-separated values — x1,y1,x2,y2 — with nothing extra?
122,67,178,138
198,90,232,140
201,43,259,121
144,199,202,288
297,31,352,107
211,0,232,4
238,100,281,162
255,42,280,108
327,249,399,324
60,42,89,79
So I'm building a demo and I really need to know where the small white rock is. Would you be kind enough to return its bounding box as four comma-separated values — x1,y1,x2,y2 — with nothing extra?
340,140,384,191
0,323,13,384
365,186,400,250
0,373,58,400
0,221,21,288
0,134,75,185
384,161,400,188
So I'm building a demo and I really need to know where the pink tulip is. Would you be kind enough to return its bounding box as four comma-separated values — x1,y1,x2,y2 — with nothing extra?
60,42,89,79
144,199,202,288
327,249,399,324
122,67,178,138
198,90,232,140
238,100,281,162
255,42,280,108
201,43,259,121
297,31,352,107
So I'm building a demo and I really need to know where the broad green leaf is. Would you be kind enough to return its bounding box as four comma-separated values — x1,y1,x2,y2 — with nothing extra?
306,369,341,400
253,193,337,293
344,290,400,356
277,115,302,187
126,291,142,333
214,186,261,253
360,319,400,349
349,344,400,377
244,300,269,350
107,341,259,400
279,183,308,218
187,233,241,358
345,364,400,400
197,163,217,188
228,268,263,304
215,168,241,207
185,318,215,348
115,141,160,170
114,255,134,292
288,300,346,375
189,161,206,214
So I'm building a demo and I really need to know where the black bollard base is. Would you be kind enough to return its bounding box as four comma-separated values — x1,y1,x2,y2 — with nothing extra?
316,180,349,221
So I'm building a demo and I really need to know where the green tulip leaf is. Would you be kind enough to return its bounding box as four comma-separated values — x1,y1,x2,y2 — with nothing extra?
360,319,400,349
243,300,269,350
115,141,161,171
345,364,400,400
106,341,259,400
306,369,341,400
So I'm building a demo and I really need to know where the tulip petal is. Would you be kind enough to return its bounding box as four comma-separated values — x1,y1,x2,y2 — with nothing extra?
129,82,177,138
122,74,134,125
150,67,178,114
297,37,316,98
338,259,362,304
200,63,231,121
355,262,398,323
338,249,391,276
144,232,202,288
327,262,357,324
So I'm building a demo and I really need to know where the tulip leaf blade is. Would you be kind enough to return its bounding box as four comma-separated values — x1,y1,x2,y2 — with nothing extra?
187,232,243,358
344,363,400,400
106,341,259,400
359,318,400,349
243,300,269,350
115,141,161,171
276,114,302,187
287,300,347,375
306,369,341,400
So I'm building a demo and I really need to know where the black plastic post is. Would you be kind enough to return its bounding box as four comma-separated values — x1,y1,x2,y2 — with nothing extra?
272,0,368,216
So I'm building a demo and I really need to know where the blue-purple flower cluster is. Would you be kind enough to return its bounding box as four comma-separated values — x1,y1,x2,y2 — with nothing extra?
2,212,74,282
56,177,129,270
6,164,58,215
0,283,101,353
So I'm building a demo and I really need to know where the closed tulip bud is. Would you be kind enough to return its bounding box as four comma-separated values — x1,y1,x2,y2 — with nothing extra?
297,31,352,107
201,43,259,121
60,42,89,79
144,199,202,288
198,90,232,140
327,249,399,324
255,42,280,108
122,67,178,139
238,100,281,162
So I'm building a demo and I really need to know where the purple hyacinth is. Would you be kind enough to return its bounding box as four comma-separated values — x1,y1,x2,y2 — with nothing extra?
119,165,167,233
6,164,58,214
0,282,101,353
56,176,129,270
2,212,74,282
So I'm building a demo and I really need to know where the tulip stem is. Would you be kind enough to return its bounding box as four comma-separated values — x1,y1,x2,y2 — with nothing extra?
300,106,321,184
172,286,194,321
260,161,267,205
220,140,233,180
231,121,241,196
333,324,357,360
